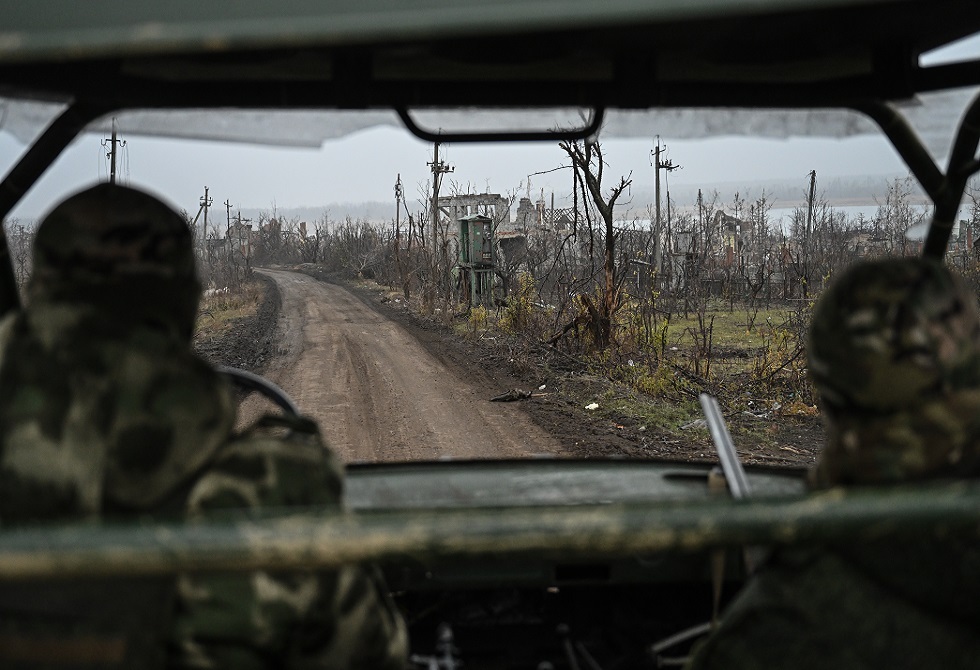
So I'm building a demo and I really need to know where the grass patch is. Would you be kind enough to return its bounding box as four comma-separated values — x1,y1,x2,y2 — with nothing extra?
659,306,796,350
558,373,701,430
602,391,702,432
194,283,263,341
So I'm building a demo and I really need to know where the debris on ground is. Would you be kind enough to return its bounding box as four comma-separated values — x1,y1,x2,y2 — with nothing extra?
491,388,533,402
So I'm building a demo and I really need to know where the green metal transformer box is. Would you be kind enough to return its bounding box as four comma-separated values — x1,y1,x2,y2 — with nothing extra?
458,213,494,306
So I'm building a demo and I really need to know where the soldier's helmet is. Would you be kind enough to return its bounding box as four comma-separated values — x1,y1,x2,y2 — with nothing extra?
808,257,980,487
29,183,200,340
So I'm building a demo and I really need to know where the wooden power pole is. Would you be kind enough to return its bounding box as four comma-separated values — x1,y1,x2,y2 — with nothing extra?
651,136,680,271
428,143,453,251
395,173,402,243
103,117,126,184
805,170,817,246
200,186,212,262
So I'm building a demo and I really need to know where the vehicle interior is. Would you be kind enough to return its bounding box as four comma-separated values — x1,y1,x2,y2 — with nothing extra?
2,1,980,668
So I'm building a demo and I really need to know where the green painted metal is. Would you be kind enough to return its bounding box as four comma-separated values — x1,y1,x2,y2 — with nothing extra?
457,213,494,306
1,0,979,592
458,214,492,267
1,481,977,580
0,0,899,62
343,459,806,509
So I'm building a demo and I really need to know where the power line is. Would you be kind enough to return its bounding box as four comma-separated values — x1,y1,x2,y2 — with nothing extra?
101,117,127,184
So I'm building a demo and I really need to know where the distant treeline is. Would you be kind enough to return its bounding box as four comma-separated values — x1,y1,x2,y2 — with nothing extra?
229,174,926,227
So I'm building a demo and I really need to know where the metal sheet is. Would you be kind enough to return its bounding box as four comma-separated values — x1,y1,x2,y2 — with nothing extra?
0,479,976,579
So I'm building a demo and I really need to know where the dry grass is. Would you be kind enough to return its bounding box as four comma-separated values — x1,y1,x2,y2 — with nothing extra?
194,283,264,342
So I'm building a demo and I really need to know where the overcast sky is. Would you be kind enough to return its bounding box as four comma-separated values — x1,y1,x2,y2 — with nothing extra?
4,32,979,223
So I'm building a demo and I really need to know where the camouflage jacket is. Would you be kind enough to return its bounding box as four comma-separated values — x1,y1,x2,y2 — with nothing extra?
169,415,408,670
0,305,408,669
685,532,980,669
0,303,234,521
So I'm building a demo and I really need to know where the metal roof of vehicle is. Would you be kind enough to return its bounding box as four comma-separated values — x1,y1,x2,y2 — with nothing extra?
1,0,978,111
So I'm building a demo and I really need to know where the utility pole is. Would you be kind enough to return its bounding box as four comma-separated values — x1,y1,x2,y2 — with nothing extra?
236,211,253,271
395,174,403,245
805,170,817,247
428,143,453,252
394,174,408,298
698,188,704,254
651,136,680,271
224,199,233,264
200,187,212,263
102,118,126,184
801,170,817,298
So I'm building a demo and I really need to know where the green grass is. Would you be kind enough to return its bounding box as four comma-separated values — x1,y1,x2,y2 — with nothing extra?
602,390,702,431
657,306,797,350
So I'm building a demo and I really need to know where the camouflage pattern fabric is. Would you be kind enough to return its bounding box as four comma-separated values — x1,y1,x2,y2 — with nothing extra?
0,303,235,521
686,257,980,669
0,183,230,520
807,257,980,486
28,182,200,341
170,415,408,670
685,540,980,670
0,183,409,669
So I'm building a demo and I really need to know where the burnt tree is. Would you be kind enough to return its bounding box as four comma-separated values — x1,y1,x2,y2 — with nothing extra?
559,140,632,351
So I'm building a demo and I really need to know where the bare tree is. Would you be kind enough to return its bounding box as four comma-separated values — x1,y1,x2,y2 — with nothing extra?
740,192,777,330
872,176,927,256
298,214,328,264
5,219,34,291
558,139,632,351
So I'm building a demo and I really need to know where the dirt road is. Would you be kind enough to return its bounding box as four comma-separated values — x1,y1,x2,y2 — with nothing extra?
238,269,563,463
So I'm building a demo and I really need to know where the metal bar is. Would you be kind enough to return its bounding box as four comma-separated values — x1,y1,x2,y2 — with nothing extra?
699,394,751,499
855,101,945,202
924,90,980,258
0,102,109,222
0,101,110,318
853,96,980,261
396,107,605,143
700,393,767,572
1,481,979,580
913,59,980,94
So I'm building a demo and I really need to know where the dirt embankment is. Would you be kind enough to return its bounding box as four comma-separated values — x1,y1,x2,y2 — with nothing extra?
194,273,282,373
195,268,825,468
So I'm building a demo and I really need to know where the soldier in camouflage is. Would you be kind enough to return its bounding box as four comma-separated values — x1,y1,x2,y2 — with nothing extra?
807,257,980,486
0,183,408,668
172,413,408,670
686,256,980,670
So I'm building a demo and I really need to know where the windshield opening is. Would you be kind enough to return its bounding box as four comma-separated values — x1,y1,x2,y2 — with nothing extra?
2,88,979,467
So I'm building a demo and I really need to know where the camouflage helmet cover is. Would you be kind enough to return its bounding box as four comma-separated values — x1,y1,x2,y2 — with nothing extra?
807,257,980,486
29,183,200,339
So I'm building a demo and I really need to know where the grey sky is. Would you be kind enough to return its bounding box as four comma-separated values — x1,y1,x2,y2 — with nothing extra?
2,117,923,225
5,33,979,223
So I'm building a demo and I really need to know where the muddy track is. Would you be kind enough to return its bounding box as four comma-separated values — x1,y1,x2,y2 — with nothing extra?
237,269,564,463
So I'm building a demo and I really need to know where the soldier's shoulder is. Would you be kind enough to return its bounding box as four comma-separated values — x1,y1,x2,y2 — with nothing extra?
188,413,344,514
